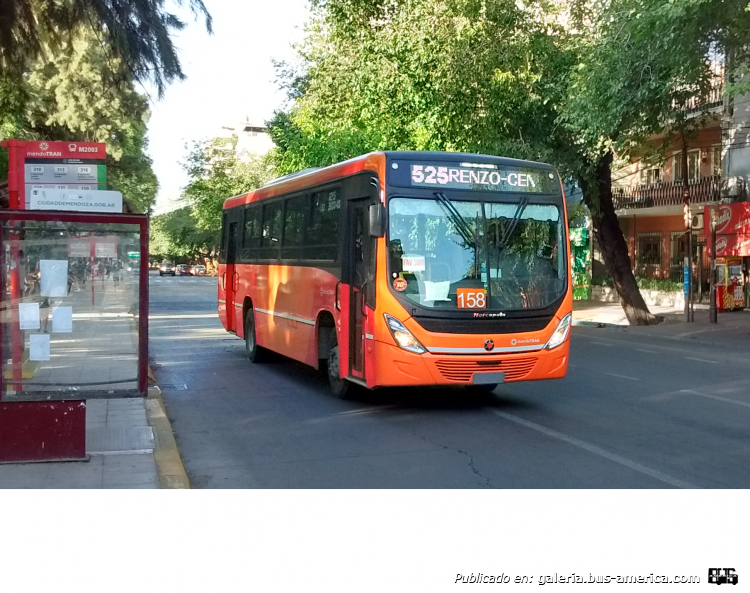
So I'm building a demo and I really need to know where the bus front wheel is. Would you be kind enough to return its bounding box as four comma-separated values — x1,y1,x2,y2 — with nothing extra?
245,310,265,363
327,345,351,399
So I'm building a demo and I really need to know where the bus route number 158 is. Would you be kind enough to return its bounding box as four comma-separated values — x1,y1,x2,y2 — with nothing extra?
456,288,486,309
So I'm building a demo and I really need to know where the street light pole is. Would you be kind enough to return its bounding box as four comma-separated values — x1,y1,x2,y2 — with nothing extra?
683,201,692,323
709,205,718,324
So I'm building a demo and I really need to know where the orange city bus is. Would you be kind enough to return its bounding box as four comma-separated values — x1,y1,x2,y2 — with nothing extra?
218,151,572,398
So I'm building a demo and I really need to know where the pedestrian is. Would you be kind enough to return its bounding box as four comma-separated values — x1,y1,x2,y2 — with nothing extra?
113,262,121,289
39,297,50,333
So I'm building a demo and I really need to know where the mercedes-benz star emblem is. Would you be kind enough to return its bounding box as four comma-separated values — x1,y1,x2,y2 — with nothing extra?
484,339,495,352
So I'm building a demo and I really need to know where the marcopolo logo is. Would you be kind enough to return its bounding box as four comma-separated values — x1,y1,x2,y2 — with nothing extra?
708,568,738,585
510,338,541,346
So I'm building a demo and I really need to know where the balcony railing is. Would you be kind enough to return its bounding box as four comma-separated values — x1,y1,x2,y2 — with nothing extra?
676,82,724,116
612,175,721,210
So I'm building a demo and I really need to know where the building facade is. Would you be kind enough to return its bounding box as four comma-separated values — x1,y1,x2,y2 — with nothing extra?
612,76,749,295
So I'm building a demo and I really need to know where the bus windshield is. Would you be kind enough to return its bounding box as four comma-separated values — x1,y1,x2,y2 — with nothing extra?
388,196,566,311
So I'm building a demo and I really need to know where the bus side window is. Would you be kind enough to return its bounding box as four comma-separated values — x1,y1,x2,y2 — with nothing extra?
219,212,229,264
243,206,261,261
282,196,306,260
260,202,283,260
307,189,340,260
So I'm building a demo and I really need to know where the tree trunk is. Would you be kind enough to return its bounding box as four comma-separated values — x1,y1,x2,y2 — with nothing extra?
579,150,662,326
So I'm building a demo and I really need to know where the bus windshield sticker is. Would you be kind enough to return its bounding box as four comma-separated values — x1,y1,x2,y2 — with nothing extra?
390,162,558,193
402,255,425,272
393,277,408,291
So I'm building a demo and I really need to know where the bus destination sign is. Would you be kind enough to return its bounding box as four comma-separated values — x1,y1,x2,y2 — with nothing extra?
395,161,557,193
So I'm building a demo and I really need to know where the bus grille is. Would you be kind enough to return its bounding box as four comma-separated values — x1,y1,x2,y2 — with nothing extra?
434,357,538,383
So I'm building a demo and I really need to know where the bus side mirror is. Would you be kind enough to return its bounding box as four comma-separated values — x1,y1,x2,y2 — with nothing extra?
369,203,386,237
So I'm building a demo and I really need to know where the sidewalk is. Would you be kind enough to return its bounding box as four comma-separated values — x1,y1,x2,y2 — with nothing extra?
0,272,188,488
0,388,187,488
573,299,750,349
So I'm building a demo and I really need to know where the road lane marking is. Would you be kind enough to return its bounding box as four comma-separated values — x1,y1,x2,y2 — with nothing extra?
674,329,711,339
486,409,696,489
635,349,657,353
680,389,750,409
591,341,614,347
334,404,403,417
685,357,719,364
604,372,640,381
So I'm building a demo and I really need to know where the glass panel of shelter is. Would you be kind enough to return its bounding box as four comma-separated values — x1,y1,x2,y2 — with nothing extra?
1,219,142,400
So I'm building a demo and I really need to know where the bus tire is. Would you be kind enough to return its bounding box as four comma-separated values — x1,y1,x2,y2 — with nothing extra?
245,310,265,363
327,345,351,399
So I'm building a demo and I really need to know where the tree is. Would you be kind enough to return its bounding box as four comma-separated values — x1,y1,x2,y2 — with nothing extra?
0,0,212,96
270,0,575,169
107,121,159,214
183,135,276,233
151,206,217,260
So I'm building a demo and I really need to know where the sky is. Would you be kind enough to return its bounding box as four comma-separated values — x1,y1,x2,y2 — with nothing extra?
146,0,310,215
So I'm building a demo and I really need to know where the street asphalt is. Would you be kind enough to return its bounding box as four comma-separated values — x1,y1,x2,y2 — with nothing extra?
149,272,750,488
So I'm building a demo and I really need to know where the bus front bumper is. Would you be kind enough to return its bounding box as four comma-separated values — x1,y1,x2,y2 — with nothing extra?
369,340,569,388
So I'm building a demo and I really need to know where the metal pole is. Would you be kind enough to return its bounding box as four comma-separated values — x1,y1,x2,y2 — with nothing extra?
684,251,690,323
688,228,695,321
710,223,718,323
90,235,95,307
137,219,149,396
681,134,691,322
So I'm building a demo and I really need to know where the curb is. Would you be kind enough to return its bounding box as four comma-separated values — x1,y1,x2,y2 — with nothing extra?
572,320,627,329
145,385,190,489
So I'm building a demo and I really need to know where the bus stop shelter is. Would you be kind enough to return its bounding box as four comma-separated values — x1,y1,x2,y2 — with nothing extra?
0,210,148,462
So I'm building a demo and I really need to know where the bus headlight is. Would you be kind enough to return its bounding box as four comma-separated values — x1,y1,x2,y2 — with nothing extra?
545,313,571,350
384,314,426,354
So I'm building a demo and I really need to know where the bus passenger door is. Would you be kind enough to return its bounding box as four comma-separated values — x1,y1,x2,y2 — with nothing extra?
343,198,372,380
224,220,239,333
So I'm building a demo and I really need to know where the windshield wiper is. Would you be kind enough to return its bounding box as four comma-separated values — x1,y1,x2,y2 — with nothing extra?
435,192,476,248
496,196,529,253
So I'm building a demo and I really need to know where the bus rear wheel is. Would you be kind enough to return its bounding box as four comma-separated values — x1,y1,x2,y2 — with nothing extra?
327,345,351,399
245,310,265,363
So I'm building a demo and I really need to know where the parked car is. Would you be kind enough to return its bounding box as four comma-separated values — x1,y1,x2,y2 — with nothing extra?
177,264,190,276
192,264,207,276
159,261,176,276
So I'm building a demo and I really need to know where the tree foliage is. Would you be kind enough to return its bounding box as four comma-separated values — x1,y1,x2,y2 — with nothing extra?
183,135,276,233
269,0,575,175
0,0,212,96
150,206,217,259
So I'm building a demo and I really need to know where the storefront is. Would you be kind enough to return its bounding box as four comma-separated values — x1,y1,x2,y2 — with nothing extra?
705,202,750,310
